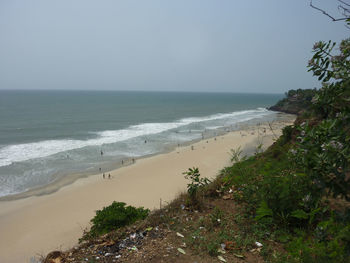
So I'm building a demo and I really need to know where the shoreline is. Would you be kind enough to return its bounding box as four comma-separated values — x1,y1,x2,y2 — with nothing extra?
0,113,295,263
0,112,290,202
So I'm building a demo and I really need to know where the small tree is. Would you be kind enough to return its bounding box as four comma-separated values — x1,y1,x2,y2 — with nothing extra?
183,167,211,199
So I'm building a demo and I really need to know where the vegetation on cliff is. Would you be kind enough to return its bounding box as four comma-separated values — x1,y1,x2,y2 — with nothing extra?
268,89,317,115
226,38,350,262
83,202,149,240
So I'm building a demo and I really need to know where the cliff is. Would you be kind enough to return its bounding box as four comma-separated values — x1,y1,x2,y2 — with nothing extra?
268,88,317,114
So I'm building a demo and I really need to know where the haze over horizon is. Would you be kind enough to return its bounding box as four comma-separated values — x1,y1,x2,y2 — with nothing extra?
0,0,348,93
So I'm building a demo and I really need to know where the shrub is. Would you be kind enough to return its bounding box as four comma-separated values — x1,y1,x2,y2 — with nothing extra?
182,167,211,209
87,201,149,238
292,118,350,201
280,125,293,145
183,167,211,198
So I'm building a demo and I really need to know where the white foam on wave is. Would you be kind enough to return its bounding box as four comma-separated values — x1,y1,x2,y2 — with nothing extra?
179,107,268,124
0,108,271,167
206,126,224,130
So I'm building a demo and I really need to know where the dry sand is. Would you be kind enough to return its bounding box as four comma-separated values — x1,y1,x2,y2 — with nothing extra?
0,115,295,263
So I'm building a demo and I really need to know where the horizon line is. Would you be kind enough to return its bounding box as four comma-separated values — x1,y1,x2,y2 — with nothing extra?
0,89,284,95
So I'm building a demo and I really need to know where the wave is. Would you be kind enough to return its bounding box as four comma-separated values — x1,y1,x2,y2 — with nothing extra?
0,108,271,167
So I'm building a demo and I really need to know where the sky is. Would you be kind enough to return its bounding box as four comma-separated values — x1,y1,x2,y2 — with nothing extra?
0,0,348,94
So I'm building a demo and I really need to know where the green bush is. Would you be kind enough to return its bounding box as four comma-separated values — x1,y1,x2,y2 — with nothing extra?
280,125,293,145
225,144,320,227
287,223,350,263
293,119,350,200
88,201,149,237
183,167,210,198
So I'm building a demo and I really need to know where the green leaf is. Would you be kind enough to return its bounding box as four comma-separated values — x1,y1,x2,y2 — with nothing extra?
291,209,309,220
255,201,273,220
319,72,325,80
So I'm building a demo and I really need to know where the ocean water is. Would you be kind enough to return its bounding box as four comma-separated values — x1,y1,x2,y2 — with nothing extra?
0,90,283,198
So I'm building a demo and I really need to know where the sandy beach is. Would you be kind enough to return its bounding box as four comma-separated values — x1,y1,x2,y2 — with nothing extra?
0,115,295,263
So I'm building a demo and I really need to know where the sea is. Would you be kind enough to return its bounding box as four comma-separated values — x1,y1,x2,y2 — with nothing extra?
0,90,283,198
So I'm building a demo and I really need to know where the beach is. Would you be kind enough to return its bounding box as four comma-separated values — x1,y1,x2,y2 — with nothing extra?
0,115,295,263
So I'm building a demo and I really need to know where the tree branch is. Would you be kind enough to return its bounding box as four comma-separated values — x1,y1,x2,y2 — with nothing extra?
310,0,349,21
338,5,350,17
338,0,350,8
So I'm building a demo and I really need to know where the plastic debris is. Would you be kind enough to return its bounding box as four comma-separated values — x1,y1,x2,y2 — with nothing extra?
176,232,184,238
250,248,262,253
218,255,227,262
234,253,245,258
177,248,186,255
217,248,226,254
222,194,232,200
255,241,263,247
130,246,138,251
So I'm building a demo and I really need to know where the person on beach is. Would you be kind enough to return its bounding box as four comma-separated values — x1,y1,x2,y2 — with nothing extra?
101,150,103,156
122,160,124,165
103,173,105,179
108,174,111,179
132,158,135,163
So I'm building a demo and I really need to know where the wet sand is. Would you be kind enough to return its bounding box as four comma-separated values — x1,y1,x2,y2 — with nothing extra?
0,115,295,263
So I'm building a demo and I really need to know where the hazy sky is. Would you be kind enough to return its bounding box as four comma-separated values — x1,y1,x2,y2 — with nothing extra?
0,0,348,93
